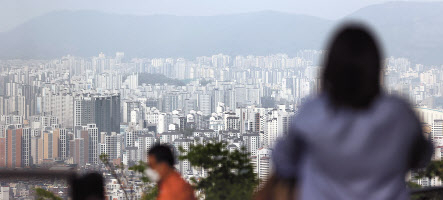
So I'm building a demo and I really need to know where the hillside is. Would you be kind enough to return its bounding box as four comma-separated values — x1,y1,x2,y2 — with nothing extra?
0,11,332,59
1,2,443,64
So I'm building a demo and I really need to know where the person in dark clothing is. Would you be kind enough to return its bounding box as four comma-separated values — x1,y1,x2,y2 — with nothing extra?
71,173,105,200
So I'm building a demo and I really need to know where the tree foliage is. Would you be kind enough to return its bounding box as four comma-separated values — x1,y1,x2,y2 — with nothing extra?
104,157,158,200
140,186,159,200
260,96,276,108
128,161,158,200
136,73,185,86
100,154,132,200
34,188,62,200
408,181,422,189
417,161,443,180
179,142,258,200
411,161,443,200
199,78,212,86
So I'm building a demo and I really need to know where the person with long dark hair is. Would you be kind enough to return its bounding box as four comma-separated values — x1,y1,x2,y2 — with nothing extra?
271,24,433,199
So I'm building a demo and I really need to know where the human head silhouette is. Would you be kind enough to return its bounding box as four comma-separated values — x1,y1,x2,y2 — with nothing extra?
322,23,383,109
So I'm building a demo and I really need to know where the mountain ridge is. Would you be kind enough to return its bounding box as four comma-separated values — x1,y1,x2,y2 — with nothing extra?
1,2,443,64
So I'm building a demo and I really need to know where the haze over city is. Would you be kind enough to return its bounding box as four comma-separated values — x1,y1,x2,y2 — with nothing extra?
1,1,443,200
2,0,434,32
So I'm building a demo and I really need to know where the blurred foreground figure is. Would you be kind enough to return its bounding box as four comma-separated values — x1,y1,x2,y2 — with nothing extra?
71,173,104,200
254,174,296,200
147,145,196,200
272,24,433,200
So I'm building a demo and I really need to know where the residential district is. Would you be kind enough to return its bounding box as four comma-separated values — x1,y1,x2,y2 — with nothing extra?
0,51,442,199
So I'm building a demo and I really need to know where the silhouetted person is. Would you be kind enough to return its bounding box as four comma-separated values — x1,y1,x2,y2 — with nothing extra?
147,144,196,200
272,24,433,200
71,173,105,200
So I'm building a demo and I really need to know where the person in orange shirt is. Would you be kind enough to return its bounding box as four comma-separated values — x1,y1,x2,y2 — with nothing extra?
146,144,196,200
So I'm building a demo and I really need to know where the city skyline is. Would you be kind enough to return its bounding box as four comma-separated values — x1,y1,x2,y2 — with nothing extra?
1,1,443,199
0,49,442,198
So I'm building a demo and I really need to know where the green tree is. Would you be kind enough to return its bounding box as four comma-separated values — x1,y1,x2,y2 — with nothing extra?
179,142,258,200
34,188,62,200
135,73,185,86
417,161,443,180
100,154,132,200
412,161,443,200
183,127,196,137
408,181,422,189
129,161,159,200
140,186,158,200
100,154,158,200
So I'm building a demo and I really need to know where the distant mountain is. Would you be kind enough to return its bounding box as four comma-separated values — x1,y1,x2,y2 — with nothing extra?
0,11,332,59
1,2,443,64
346,1,443,64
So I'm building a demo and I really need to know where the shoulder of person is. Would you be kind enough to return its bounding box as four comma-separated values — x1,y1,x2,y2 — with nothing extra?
290,95,327,132
380,94,415,113
375,93,422,127
168,172,192,188
296,95,326,115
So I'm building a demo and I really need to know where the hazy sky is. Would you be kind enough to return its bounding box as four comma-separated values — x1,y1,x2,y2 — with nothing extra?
0,0,439,32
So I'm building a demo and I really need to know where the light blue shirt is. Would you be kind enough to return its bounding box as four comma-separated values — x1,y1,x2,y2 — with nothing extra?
273,93,432,200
